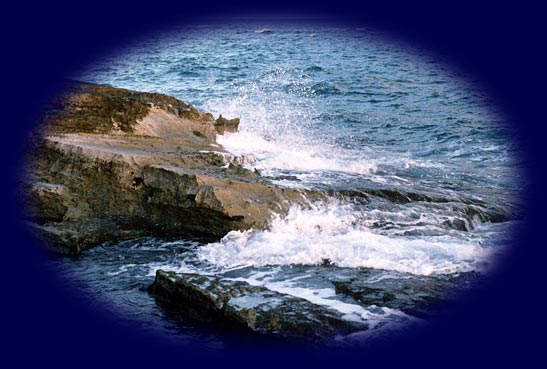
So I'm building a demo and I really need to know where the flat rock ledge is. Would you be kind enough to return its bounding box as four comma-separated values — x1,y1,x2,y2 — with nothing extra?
148,270,361,342
21,81,515,254
22,81,325,254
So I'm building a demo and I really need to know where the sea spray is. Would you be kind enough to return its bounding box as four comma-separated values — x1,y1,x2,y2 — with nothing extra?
204,70,380,178
65,21,524,344
217,131,377,175
197,201,493,276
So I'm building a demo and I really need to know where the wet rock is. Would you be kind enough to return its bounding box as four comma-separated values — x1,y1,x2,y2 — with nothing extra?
26,219,146,254
223,163,259,178
356,185,518,230
149,270,361,341
268,174,301,182
214,114,240,134
325,189,369,205
332,269,482,318
442,218,468,231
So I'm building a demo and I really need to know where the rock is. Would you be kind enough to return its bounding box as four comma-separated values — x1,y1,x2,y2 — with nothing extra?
26,219,146,254
332,269,482,318
40,81,217,136
24,182,68,223
223,162,260,177
22,81,325,254
358,187,518,228
148,270,361,341
268,174,301,182
214,114,240,134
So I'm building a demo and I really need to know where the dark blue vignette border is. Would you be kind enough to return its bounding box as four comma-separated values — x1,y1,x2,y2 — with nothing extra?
2,1,544,367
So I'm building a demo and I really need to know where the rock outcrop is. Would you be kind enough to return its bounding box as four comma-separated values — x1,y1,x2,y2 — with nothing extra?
331,269,482,318
147,266,482,341
23,81,322,254
148,270,361,341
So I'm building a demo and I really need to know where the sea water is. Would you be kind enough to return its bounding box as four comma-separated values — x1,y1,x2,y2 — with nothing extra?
55,20,524,346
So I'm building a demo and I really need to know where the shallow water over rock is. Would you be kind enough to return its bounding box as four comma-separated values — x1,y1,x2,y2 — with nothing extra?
51,237,485,345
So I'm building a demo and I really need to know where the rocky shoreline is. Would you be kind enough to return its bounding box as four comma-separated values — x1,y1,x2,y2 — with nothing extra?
22,81,488,343
148,270,361,342
23,81,325,254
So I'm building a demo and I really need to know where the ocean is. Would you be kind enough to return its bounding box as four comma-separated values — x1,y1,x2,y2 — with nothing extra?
52,21,524,347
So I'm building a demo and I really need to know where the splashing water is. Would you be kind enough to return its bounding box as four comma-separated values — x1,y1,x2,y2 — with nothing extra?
198,202,495,276
217,131,377,175
205,75,379,177
70,21,524,344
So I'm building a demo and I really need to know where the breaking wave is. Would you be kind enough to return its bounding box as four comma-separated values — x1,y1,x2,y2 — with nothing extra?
197,202,494,276
217,131,377,175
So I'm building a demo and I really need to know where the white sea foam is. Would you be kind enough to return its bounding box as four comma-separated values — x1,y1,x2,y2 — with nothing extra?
217,131,377,174
200,71,500,277
206,78,377,176
227,271,417,327
107,264,138,276
332,315,423,346
146,260,207,277
197,202,493,276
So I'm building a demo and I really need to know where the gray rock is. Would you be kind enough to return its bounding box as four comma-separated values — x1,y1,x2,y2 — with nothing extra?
148,270,362,342
332,269,482,318
214,114,240,134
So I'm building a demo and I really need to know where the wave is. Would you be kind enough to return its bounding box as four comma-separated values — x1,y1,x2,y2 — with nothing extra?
305,65,323,73
205,77,378,176
255,28,273,34
217,131,377,175
197,202,494,276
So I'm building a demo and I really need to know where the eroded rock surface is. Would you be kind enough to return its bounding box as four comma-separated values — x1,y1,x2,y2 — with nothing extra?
148,270,361,341
22,81,323,254
331,268,482,318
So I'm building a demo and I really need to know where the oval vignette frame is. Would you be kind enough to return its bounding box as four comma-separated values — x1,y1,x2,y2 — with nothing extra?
3,2,543,367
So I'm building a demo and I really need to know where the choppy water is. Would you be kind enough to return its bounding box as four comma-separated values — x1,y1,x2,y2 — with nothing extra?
59,21,524,345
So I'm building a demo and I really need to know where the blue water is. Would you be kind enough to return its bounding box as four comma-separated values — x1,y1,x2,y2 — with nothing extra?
64,21,524,345
81,22,522,200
